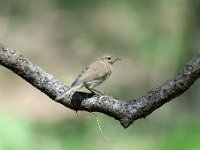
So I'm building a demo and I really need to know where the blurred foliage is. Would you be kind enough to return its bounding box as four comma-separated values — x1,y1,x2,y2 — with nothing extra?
0,111,200,150
0,0,200,149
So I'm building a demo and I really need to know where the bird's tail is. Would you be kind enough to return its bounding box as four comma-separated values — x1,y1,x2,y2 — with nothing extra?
55,84,82,101
55,89,70,101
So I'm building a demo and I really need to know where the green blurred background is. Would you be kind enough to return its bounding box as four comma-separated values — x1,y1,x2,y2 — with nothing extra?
0,0,200,150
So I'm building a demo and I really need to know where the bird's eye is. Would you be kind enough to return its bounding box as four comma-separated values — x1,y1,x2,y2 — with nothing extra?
107,57,111,60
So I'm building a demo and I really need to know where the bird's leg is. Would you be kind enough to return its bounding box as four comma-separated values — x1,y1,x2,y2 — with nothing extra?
90,88,103,95
85,86,96,94
84,84,103,95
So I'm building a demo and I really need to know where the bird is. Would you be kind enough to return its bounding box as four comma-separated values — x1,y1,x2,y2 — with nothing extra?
56,55,121,100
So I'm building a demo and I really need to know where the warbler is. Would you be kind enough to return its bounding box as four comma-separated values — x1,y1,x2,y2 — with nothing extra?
56,55,121,100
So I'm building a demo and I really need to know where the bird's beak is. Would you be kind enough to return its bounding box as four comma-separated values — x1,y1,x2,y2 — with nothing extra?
115,58,122,61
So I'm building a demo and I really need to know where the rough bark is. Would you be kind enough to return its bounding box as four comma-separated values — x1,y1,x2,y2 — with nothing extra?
0,43,200,128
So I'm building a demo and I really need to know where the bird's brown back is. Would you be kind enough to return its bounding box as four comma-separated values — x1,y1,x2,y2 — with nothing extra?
71,60,111,87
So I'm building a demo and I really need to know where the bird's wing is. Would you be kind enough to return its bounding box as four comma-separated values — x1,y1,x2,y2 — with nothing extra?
71,61,111,87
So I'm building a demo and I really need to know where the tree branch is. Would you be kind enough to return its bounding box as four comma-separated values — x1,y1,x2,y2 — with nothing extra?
0,43,200,128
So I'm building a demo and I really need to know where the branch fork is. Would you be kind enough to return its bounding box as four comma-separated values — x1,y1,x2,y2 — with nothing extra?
0,43,200,128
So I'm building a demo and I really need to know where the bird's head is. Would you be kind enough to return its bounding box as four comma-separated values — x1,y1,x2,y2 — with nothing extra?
99,55,122,65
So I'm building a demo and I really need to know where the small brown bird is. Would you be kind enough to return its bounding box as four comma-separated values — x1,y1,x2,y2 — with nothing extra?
56,55,121,100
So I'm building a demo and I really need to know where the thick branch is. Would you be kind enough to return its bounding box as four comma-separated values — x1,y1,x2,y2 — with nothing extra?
0,43,200,128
